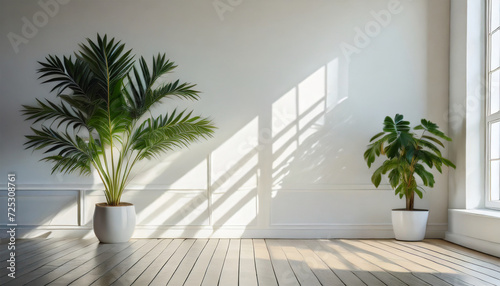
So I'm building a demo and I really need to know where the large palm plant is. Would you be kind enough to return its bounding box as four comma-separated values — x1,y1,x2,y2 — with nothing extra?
364,114,455,210
22,34,216,206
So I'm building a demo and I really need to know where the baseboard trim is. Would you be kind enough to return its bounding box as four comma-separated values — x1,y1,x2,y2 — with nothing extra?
445,232,500,258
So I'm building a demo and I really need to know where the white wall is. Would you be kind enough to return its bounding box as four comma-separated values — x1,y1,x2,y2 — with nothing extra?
0,0,451,238
447,0,485,210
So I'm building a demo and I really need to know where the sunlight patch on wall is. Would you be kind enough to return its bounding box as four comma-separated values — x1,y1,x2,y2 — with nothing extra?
326,58,348,110
272,64,332,188
298,66,326,144
272,88,297,137
210,117,259,226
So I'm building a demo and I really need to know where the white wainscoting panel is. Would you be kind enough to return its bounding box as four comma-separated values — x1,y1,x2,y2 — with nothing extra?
211,188,258,226
270,189,401,225
0,190,78,226
83,190,209,227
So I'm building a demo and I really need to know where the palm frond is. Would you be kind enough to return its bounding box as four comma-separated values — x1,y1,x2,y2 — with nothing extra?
125,54,199,119
38,55,95,97
21,98,87,129
25,126,93,175
78,35,134,142
78,34,134,96
132,109,215,160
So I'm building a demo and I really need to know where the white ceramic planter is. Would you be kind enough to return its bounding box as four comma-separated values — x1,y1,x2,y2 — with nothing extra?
391,209,429,241
93,203,136,243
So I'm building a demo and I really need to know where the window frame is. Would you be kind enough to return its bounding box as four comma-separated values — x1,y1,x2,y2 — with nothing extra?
485,0,500,209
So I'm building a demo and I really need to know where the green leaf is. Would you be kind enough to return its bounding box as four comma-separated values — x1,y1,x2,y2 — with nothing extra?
388,168,401,189
420,135,444,148
414,163,435,187
132,109,216,160
369,132,385,142
364,140,383,168
24,126,92,175
371,165,384,187
415,187,425,199
21,98,87,130
417,119,452,141
442,158,456,169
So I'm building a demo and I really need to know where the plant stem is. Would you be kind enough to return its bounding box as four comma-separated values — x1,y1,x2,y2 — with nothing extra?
406,130,426,210
104,49,117,205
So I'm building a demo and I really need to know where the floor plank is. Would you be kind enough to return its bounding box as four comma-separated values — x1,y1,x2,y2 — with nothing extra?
1,238,95,285
253,239,278,286
201,238,230,286
361,240,463,286
68,239,149,285
3,238,500,286
266,239,300,286
112,239,173,285
131,239,183,286
417,240,500,273
149,238,196,285
341,239,444,286
48,241,136,286
167,239,209,286
239,239,258,286
379,240,495,286
24,239,106,285
293,240,346,286
281,240,322,286
91,239,161,285
428,239,500,267
219,239,241,286
0,238,78,271
307,240,380,286
394,240,500,285
0,238,50,257
184,239,219,286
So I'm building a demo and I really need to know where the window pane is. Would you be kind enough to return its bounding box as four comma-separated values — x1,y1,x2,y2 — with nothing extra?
493,0,500,31
492,160,500,201
492,70,500,114
492,31,500,71
492,122,500,159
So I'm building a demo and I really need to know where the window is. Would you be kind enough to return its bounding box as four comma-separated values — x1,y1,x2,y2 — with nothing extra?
486,0,500,208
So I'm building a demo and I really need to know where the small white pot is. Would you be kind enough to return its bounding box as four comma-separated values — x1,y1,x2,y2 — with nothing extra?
391,209,429,241
93,203,136,243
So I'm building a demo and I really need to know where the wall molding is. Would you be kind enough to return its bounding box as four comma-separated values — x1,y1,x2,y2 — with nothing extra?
0,183,393,192
446,232,500,258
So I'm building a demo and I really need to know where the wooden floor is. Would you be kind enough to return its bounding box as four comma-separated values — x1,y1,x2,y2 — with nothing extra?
1,238,500,285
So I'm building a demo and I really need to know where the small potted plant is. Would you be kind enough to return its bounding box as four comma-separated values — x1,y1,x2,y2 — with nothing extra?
364,114,455,241
22,34,216,243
